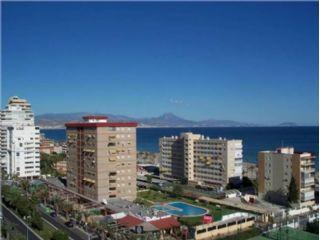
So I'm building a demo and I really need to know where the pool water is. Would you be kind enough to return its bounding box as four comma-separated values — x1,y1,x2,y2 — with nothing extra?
153,201,208,217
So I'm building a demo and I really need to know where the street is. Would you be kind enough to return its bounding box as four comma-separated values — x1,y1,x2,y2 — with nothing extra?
2,204,42,240
38,209,91,240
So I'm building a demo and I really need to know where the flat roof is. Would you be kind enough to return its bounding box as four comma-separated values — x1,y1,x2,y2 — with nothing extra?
65,122,138,128
83,115,108,120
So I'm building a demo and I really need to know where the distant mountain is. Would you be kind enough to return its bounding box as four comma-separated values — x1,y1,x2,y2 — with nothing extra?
136,113,196,127
35,112,273,129
277,122,298,127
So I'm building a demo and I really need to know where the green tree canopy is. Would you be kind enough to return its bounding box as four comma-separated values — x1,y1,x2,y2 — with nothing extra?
288,176,299,203
172,184,183,196
40,152,66,176
31,212,43,230
306,220,319,234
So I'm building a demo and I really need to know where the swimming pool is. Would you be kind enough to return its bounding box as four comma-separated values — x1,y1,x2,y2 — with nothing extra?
153,201,208,217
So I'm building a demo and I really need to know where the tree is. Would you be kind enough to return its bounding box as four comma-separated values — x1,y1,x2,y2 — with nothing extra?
225,182,236,190
35,185,49,205
31,212,43,230
180,177,188,185
306,220,319,234
20,179,30,194
16,197,32,217
41,152,66,176
4,187,21,208
288,176,299,203
242,176,253,188
51,230,68,240
252,180,258,194
146,175,153,183
172,184,183,196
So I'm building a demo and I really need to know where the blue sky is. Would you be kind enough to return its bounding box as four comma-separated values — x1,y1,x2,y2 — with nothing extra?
2,2,318,125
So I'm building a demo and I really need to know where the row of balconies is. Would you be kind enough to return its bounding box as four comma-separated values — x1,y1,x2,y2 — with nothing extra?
300,190,315,202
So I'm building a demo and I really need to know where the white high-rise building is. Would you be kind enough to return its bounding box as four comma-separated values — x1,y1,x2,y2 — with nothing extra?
0,96,40,178
160,132,243,187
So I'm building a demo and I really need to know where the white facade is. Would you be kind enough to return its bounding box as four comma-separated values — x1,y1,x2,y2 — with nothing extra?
0,96,40,178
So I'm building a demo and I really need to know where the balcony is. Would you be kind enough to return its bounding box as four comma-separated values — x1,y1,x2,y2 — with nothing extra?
301,167,315,174
301,191,314,202
301,177,314,188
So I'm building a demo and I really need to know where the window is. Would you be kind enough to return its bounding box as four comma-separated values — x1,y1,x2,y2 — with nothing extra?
218,224,226,229
16,153,20,156
237,219,245,224
228,221,236,226
208,226,216,231
197,229,206,234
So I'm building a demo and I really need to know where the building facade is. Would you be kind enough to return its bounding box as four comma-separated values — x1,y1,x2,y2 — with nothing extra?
65,116,137,201
0,96,40,178
258,147,315,207
160,132,243,187
40,133,64,154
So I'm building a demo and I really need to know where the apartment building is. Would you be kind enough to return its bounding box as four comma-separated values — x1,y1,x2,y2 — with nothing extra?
160,132,243,187
65,116,137,201
0,96,40,178
258,147,315,207
40,133,64,154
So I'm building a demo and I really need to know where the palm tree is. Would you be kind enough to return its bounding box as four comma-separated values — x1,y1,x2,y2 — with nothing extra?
51,194,63,214
7,187,21,208
62,201,74,220
20,179,30,196
36,185,49,205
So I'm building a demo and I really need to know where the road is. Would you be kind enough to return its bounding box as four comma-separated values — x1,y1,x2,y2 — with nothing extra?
38,209,90,240
2,204,42,240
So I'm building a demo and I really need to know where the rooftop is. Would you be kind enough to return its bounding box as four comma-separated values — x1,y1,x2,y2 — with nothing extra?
65,115,137,128
149,216,180,230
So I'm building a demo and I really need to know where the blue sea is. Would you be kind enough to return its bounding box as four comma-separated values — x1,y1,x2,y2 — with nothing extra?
41,127,319,169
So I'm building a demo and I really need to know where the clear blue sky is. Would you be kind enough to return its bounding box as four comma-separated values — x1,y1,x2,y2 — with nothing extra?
2,2,318,125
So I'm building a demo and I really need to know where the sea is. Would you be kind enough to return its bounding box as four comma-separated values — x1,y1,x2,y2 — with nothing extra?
41,127,319,169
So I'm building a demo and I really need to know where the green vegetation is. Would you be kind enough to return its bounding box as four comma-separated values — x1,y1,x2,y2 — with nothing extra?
172,184,184,196
137,189,236,226
2,182,56,239
34,220,57,240
306,220,319,235
250,227,319,240
226,176,254,190
1,221,27,240
40,152,66,176
288,176,299,203
31,212,43,230
51,230,69,240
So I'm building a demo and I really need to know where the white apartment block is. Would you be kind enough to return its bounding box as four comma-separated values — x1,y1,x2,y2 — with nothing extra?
0,96,40,178
160,132,243,187
258,147,315,207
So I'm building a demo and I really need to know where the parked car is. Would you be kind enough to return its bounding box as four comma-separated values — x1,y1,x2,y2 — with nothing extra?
50,211,57,217
65,221,74,228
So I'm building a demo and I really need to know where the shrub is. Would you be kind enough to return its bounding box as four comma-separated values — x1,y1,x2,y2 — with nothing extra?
51,230,69,240
31,212,43,230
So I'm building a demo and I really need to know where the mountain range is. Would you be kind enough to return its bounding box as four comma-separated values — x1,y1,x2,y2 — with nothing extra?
35,112,298,129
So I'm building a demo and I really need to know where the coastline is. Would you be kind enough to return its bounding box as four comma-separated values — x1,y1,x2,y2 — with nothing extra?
39,125,318,130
